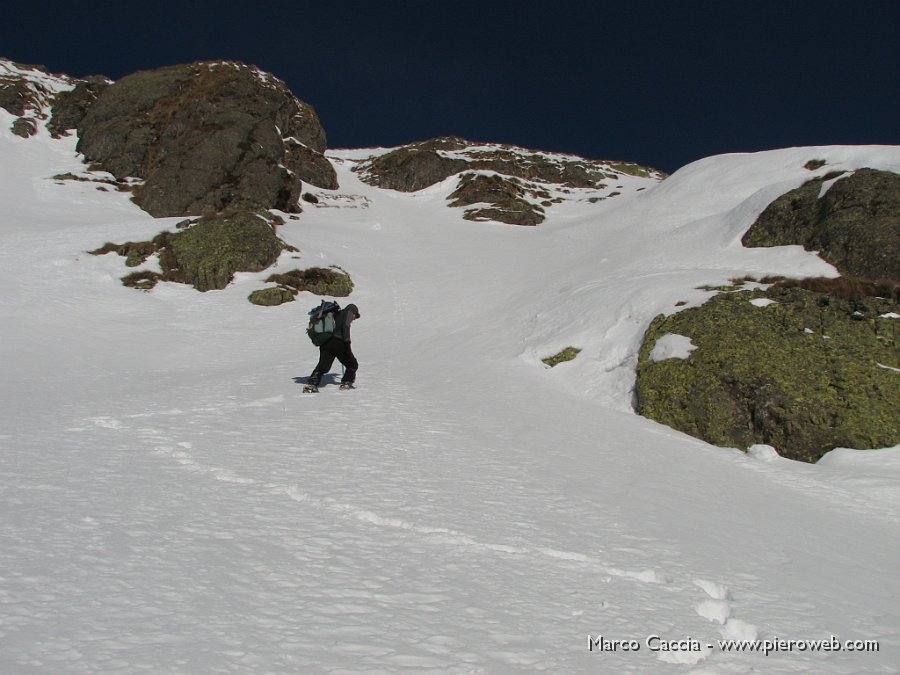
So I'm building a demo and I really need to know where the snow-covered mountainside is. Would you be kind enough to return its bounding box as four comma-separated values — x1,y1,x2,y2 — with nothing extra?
2,65,900,673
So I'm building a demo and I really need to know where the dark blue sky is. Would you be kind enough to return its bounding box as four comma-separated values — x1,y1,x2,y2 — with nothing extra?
4,0,898,174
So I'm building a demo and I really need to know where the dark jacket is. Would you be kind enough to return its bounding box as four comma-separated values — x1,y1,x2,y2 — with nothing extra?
333,304,360,342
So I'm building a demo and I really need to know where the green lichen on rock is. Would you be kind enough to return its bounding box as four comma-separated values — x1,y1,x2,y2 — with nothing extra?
742,168,900,279
635,285,899,462
162,211,284,291
93,210,286,292
266,266,354,297
91,210,356,301
248,286,296,306
543,347,582,367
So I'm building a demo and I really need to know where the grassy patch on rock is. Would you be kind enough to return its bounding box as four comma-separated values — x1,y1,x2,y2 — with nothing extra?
542,347,582,368
635,285,899,462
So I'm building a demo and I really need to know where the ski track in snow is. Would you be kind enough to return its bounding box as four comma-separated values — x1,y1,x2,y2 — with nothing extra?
60,387,727,672
2,373,725,672
16,372,884,674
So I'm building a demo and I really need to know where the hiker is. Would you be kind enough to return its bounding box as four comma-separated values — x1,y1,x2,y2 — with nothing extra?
304,303,361,392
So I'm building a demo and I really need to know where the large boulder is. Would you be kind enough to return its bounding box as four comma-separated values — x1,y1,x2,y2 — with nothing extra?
742,168,900,280
635,283,900,462
76,61,337,217
160,211,285,291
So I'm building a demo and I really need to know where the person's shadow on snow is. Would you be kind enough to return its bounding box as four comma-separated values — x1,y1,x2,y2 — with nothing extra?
293,373,340,387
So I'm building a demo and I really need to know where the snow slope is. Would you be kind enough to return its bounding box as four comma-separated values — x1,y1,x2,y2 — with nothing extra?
2,110,900,674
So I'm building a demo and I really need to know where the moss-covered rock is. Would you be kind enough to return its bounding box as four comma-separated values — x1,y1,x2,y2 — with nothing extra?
742,168,900,280
635,285,899,462
248,286,296,306
93,211,357,300
162,211,284,291
93,210,286,292
543,347,581,367
266,267,354,297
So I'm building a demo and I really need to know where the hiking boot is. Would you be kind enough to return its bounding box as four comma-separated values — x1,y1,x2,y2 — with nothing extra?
302,384,319,393
339,382,355,390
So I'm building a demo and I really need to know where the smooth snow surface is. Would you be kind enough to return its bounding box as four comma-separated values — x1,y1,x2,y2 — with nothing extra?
2,111,900,673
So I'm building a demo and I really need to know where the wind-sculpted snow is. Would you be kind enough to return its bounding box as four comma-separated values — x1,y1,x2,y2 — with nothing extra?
2,121,900,672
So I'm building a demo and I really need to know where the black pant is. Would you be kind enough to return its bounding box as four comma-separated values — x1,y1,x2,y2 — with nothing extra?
308,337,358,386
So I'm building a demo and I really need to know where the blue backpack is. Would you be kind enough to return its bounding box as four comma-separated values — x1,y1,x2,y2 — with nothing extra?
307,300,340,346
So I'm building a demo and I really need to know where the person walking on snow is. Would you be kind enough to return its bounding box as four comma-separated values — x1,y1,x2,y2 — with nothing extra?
304,303,360,392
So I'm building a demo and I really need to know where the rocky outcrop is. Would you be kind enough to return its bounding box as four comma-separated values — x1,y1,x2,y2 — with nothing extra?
448,173,548,226
1,59,73,138
637,167,900,460
248,267,354,306
357,137,470,192
354,136,663,225
92,211,359,302
742,168,900,280
48,76,110,137
11,117,37,138
0,75,33,117
162,211,285,291
76,61,337,217
93,210,286,292
635,282,899,462
265,267,354,297
356,136,661,193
